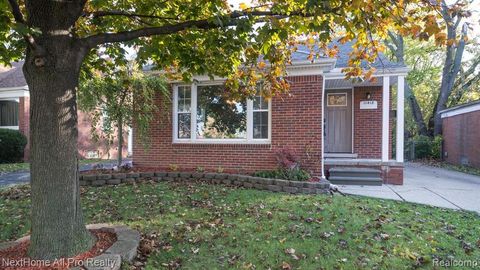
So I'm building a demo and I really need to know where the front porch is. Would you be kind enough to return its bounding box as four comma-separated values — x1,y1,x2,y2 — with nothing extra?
321,70,406,185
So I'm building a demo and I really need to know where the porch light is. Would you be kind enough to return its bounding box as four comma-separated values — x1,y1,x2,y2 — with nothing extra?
365,92,371,100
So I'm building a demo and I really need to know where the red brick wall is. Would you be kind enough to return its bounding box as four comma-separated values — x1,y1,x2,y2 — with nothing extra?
353,86,383,159
19,97,30,160
18,97,127,161
442,109,480,168
352,86,394,159
77,111,129,160
133,75,323,175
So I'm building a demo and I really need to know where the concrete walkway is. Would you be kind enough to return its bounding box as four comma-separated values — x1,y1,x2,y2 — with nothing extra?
339,162,480,214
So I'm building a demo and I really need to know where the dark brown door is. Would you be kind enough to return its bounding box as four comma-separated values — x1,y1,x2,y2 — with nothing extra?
325,89,352,153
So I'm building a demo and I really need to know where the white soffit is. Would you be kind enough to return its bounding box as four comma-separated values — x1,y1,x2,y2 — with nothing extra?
0,86,29,99
440,102,480,118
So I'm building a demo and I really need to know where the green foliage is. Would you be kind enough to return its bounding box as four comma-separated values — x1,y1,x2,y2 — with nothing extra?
409,135,442,160
0,129,27,163
431,135,443,159
2,182,480,269
1,0,448,96
254,168,311,181
79,62,169,149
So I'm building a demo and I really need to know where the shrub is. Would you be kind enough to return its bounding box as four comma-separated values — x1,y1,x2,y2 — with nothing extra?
413,135,432,159
274,147,299,169
257,147,311,181
253,168,311,181
0,129,27,163
431,136,443,159
411,135,443,160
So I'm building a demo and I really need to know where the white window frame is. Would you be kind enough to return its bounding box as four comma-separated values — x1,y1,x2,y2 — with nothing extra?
172,82,271,144
0,98,20,130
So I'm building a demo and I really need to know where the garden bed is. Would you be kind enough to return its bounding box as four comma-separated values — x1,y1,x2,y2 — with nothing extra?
0,224,140,270
0,229,116,270
79,171,331,195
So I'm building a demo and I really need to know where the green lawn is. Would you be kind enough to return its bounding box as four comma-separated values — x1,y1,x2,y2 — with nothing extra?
0,163,30,173
1,182,479,269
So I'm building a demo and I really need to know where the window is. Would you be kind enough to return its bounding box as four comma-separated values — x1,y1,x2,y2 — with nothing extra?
177,86,191,139
0,100,19,127
173,83,270,143
196,85,246,139
253,95,269,139
327,93,347,107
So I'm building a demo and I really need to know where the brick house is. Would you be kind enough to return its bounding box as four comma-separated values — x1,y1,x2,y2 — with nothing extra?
0,61,130,161
440,100,480,168
133,42,408,185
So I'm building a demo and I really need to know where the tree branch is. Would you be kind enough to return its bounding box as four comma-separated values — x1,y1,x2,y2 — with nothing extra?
7,0,43,51
83,10,326,48
7,0,25,24
83,10,179,21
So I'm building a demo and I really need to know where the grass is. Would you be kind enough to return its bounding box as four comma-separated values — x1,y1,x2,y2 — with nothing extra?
0,163,30,174
0,159,112,174
417,160,480,177
1,182,480,269
435,163,480,177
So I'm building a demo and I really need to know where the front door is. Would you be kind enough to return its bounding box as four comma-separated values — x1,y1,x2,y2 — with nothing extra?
325,89,352,153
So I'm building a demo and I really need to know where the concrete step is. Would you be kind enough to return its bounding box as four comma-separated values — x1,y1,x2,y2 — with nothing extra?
328,176,383,186
329,167,381,178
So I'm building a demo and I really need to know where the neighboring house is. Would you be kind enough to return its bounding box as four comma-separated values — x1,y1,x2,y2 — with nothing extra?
0,61,131,160
133,42,408,185
440,100,480,169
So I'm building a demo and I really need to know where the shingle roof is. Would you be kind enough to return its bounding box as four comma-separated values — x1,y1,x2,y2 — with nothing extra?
291,40,405,69
144,40,405,71
0,61,27,88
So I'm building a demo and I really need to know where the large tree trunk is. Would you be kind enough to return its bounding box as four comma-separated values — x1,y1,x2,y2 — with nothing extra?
22,37,94,259
405,83,429,136
386,31,429,136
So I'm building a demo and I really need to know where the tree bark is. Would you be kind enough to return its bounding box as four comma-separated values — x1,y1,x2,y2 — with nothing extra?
22,35,94,261
117,116,123,168
431,4,468,136
405,83,429,136
386,31,429,136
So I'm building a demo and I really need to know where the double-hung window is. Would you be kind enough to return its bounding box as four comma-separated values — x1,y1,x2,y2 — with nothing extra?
173,83,271,143
0,100,19,128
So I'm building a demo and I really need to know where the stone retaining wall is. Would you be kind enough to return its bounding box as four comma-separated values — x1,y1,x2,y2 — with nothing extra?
80,172,331,195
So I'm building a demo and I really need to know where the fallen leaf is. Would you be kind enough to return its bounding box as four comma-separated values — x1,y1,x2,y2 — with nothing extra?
281,262,292,270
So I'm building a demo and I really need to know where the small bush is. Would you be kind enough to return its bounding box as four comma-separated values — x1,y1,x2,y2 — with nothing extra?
431,136,443,159
253,168,311,181
413,135,432,159
0,129,27,163
411,135,442,160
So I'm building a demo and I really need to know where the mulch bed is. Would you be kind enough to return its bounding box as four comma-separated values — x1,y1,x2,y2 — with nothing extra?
0,229,117,270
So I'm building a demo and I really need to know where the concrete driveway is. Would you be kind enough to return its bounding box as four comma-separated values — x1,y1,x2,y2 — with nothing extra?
339,162,480,214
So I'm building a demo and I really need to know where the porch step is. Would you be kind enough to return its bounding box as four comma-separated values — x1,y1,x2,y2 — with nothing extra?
328,176,383,186
328,167,382,186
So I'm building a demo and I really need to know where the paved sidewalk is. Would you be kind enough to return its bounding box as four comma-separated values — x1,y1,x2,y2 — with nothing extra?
339,162,480,214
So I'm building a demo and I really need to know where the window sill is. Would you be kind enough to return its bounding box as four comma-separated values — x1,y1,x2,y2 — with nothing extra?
172,140,272,148
0,126,19,130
